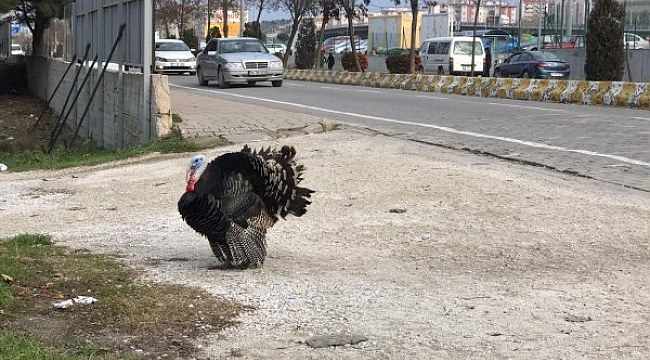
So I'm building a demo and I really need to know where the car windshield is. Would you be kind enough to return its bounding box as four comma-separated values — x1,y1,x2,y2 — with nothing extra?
453,41,484,55
221,40,267,53
156,42,190,51
533,52,562,61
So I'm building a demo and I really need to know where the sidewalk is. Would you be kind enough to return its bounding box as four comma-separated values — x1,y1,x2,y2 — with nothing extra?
170,87,330,145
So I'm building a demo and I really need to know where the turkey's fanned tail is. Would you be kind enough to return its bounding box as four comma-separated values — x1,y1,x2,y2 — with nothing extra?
242,144,314,220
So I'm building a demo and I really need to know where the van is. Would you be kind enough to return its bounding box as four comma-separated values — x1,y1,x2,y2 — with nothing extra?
418,36,485,76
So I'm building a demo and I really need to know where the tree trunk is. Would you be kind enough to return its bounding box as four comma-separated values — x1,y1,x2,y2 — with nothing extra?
315,20,328,69
223,6,229,37
284,15,303,67
206,0,211,42
471,0,482,76
347,16,363,72
256,0,264,23
409,5,419,74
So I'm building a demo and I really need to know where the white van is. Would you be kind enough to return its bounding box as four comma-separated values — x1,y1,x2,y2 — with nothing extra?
418,36,485,76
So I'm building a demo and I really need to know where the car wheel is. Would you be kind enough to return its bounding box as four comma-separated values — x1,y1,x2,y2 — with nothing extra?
271,80,283,88
247,81,257,85
218,69,230,89
493,70,500,78
521,70,531,79
197,68,208,86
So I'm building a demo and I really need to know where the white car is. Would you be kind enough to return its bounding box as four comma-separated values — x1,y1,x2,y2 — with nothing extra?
11,44,25,56
154,39,197,75
266,43,287,55
624,33,650,49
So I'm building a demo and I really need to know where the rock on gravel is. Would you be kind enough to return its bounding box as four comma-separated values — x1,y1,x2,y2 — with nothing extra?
2,130,650,360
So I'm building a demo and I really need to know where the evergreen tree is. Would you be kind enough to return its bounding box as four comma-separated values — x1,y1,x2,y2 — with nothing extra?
207,26,222,40
295,18,317,70
181,29,198,52
585,0,625,81
243,21,264,41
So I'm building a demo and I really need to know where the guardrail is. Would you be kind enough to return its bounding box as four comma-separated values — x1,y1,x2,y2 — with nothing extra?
285,69,650,109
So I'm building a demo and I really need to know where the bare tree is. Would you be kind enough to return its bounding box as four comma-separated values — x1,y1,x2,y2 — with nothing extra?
277,0,318,66
336,0,369,72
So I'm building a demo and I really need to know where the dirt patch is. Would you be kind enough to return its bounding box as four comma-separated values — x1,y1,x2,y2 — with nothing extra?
0,94,57,153
2,129,650,359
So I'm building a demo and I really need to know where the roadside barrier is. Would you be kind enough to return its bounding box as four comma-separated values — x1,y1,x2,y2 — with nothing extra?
285,69,650,109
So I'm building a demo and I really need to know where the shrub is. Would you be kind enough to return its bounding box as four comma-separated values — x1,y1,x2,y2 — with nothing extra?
340,52,369,72
385,53,422,74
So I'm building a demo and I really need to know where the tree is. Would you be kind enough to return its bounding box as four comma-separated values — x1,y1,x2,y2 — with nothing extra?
315,0,339,69
295,17,317,69
276,32,289,42
585,0,625,81
181,29,199,51
207,25,223,39
389,0,418,73
1,0,72,55
336,0,369,72
243,21,264,40
277,0,318,66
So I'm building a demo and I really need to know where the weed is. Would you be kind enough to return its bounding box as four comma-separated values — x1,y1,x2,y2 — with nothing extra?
0,233,246,359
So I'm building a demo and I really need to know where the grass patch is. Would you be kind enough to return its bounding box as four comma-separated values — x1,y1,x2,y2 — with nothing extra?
1,128,207,172
0,233,246,359
172,113,183,123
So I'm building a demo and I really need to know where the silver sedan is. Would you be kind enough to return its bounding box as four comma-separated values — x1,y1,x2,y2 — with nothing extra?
196,37,285,88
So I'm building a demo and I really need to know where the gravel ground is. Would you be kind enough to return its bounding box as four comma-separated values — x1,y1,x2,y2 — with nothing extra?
2,130,650,359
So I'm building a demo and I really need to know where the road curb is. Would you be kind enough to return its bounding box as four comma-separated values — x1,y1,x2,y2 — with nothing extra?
285,69,650,109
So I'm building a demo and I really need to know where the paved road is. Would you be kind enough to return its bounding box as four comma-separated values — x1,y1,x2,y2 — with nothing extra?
169,75,650,192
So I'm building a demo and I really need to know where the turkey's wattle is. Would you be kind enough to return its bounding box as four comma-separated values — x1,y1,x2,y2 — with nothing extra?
178,145,314,269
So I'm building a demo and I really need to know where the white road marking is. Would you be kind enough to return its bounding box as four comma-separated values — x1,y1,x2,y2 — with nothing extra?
632,116,650,121
320,86,381,93
172,84,650,168
416,95,447,100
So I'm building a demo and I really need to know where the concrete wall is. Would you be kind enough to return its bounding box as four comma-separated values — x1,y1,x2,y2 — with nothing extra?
27,56,171,150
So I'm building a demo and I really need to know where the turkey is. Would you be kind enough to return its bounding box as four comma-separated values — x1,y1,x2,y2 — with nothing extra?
178,145,314,269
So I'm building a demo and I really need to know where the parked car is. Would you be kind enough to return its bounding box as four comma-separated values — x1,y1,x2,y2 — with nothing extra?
493,50,570,79
11,44,25,56
266,43,287,55
196,37,284,88
419,36,485,76
154,39,197,75
624,33,650,49
342,39,368,53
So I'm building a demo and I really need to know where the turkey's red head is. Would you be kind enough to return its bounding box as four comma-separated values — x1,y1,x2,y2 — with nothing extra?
185,154,208,192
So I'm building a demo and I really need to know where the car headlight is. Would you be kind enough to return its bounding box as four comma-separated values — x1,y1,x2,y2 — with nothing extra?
270,61,283,69
224,62,244,69
155,57,166,62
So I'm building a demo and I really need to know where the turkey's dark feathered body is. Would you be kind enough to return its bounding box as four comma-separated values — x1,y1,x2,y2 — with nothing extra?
178,145,314,269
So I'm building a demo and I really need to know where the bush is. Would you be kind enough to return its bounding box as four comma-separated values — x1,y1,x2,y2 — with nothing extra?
340,52,369,72
385,53,422,74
